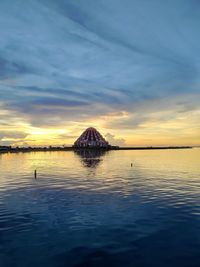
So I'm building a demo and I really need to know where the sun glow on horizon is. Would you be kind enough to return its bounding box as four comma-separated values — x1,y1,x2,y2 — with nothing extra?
0,107,199,147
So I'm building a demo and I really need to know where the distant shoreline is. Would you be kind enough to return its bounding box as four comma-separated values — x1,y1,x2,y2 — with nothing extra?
0,146,193,153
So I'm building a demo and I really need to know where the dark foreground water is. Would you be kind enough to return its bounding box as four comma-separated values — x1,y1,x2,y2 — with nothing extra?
0,149,200,267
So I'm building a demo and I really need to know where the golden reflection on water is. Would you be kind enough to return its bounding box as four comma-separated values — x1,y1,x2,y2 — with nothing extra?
0,148,200,198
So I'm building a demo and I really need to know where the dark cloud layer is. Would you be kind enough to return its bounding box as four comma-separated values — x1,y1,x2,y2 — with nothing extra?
0,0,200,135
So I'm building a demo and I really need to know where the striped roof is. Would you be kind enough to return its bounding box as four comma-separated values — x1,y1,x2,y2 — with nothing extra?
74,127,109,147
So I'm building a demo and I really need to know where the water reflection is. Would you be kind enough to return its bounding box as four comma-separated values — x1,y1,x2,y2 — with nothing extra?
74,149,108,168
0,149,200,267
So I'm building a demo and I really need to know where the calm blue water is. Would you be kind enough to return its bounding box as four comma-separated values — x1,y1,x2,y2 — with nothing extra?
0,149,200,267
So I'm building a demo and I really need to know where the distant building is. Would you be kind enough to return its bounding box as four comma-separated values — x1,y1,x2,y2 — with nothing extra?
74,127,109,148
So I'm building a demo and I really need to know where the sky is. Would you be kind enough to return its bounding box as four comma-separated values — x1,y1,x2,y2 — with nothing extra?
0,0,200,147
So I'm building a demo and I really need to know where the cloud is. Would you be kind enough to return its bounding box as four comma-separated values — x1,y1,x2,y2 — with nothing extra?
105,133,126,146
0,131,28,139
0,130,29,146
0,0,199,145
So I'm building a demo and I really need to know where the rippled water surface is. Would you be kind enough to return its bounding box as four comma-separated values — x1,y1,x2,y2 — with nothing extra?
0,149,200,267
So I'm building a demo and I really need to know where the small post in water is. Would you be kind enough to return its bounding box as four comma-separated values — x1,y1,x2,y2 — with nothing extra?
131,163,133,167
34,170,37,179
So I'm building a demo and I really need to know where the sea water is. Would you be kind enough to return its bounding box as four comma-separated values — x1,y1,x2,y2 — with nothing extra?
0,149,200,267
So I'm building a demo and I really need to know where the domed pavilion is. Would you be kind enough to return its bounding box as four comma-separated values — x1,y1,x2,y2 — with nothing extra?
74,127,109,148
